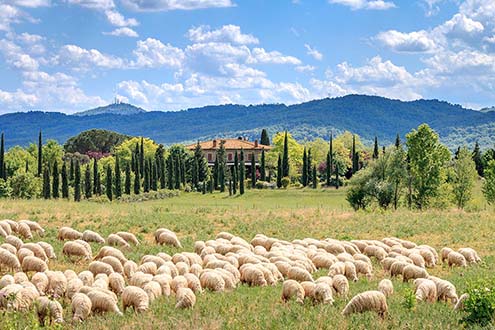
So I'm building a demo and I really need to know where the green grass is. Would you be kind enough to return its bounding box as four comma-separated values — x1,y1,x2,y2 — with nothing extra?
0,188,494,329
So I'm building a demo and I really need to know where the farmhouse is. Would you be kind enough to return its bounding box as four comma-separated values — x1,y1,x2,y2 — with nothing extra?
186,138,271,167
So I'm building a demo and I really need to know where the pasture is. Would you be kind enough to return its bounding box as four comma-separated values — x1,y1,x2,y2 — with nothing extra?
0,188,494,329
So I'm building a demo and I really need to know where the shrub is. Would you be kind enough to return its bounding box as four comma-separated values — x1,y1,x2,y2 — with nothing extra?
8,172,42,199
402,287,416,310
281,177,290,189
461,279,495,326
0,179,12,198
346,185,369,211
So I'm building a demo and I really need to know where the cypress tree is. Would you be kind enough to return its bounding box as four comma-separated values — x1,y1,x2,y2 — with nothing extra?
131,152,136,173
382,145,386,155
69,158,74,182
160,157,166,189
373,136,379,159
233,152,239,193
231,166,237,195
114,156,121,198
260,129,270,146
133,162,140,195
0,132,4,180
312,165,317,189
213,157,219,189
84,165,92,199
282,131,289,177
105,165,112,201
174,156,180,190
42,167,50,199
395,133,401,149
276,154,282,188
302,147,308,186
229,179,232,195
326,133,333,187
134,143,140,174
208,176,214,193
251,152,256,188
125,164,131,195
260,149,266,181
37,130,42,177
151,160,158,191
180,157,186,186
52,160,59,199
144,159,150,192
167,155,174,190
202,181,206,194
25,159,28,173
139,137,144,177
239,149,245,195
93,159,99,195
352,135,358,175
307,148,312,184
194,142,207,182
61,162,69,199
192,158,199,189
326,152,331,187
74,161,81,202
335,163,340,190
473,141,483,176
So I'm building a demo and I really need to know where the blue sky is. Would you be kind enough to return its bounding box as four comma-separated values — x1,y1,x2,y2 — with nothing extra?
0,0,494,113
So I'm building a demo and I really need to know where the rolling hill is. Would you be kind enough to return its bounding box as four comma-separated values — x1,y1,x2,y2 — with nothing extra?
1,94,494,150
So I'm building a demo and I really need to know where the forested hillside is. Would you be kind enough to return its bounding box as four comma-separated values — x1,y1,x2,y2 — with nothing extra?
1,95,494,149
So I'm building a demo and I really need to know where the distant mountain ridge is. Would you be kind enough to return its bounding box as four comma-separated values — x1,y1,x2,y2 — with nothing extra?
74,103,146,116
1,94,494,150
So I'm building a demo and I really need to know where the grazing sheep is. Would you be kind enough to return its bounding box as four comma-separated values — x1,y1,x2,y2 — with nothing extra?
300,281,316,300
440,247,453,263
363,246,387,261
428,276,458,304
454,293,469,311
0,222,10,237
281,280,305,304
447,251,467,267
94,246,127,265
17,248,35,264
67,278,84,299
19,220,44,236
86,289,122,315
0,283,23,308
57,227,82,241
328,262,346,277
89,261,114,276
37,242,56,260
0,275,15,289
409,253,426,268
124,260,138,279
6,235,23,250
414,278,437,303
22,256,48,273
14,272,29,284
108,273,125,295
141,255,166,268
116,232,139,245
170,275,188,293
9,286,40,311
402,264,428,282
78,271,94,287
288,266,313,282
107,234,130,249
378,279,394,297
138,261,157,275
93,274,109,290
354,260,373,280
332,274,349,297
315,276,333,288
175,287,196,309
1,243,17,255
72,293,92,321
189,264,203,278
122,286,149,313
63,241,91,261
342,291,388,318
153,274,172,296
240,265,268,287
458,248,481,264
390,261,410,277
0,249,21,272
314,282,334,305
31,272,49,295
155,229,182,248
184,273,202,293
129,272,153,288
143,281,162,302
18,222,33,239
344,261,358,282
176,261,190,276
82,230,105,244
102,256,125,274
200,271,225,292
46,271,68,298
35,296,63,326
20,243,48,262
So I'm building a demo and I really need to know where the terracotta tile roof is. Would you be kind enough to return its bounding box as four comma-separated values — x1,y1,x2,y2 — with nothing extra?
186,139,271,150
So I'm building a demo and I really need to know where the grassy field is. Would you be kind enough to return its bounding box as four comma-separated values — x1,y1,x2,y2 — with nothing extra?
0,188,494,329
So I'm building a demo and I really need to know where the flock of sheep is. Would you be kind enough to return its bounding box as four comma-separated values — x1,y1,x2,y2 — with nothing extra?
0,218,481,326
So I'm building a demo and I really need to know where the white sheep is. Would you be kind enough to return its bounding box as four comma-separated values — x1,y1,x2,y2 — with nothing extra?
143,280,162,302
328,261,346,277
138,261,158,275
46,271,68,298
129,272,153,288
17,248,34,264
37,242,56,260
6,235,23,250
86,289,123,315
1,243,17,255
89,261,114,276
57,227,83,241
94,246,127,265
72,293,92,321
458,248,481,264
454,293,469,311
82,230,105,244
78,271,94,287
116,231,139,245
62,241,91,262
344,261,358,282
440,247,453,263
378,279,394,297
153,274,172,297
428,276,458,304
287,266,313,282
447,251,467,267
108,273,125,295
342,290,388,318
102,256,125,274
35,296,63,326
0,249,21,272
155,229,182,248
281,280,305,304
240,265,267,287
0,274,15,289
314,282,334,305
124,260,138,279
175,287,196,309
122,286,149,313
332,274,349,297
414,278,437,303
300,281,316,301
107,234,131,249
18,222,33,239
19,220,45,236
200,270,225,292
22,256,48,273
402,264,428,282
67,278,84,299
21,243,48,262
31,272,49,295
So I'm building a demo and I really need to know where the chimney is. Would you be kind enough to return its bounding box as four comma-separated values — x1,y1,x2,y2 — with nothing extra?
212,139,217,148
254,140,258,147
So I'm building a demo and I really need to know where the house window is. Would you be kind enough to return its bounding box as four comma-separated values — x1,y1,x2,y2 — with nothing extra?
208,153,212,161
228,153,233,161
